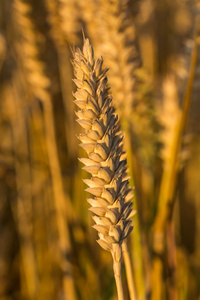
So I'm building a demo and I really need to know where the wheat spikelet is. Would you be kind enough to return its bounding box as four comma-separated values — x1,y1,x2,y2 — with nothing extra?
73,37,134,291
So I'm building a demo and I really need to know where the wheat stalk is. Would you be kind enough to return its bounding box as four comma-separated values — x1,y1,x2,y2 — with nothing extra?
13,1,76,299
72,37,134,300
5,77,39,299
152,22,200,300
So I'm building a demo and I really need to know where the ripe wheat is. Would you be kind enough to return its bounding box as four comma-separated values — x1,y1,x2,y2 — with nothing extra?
72,37,134,298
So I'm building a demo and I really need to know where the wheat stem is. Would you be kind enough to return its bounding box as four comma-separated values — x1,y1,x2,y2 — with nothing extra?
42,99,76,300
124,119,146,300
113,258,125,300
9,78,38,299
122,240,137,300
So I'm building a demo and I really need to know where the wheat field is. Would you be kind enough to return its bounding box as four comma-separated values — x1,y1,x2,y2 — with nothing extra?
0,0,200,300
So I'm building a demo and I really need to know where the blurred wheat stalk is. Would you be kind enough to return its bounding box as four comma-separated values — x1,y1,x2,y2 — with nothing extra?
0,0,200,300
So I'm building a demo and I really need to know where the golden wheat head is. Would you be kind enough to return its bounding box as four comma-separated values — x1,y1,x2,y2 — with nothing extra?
72,37,134,264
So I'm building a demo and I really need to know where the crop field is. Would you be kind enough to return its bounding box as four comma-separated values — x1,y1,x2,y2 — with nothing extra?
0,0,200,299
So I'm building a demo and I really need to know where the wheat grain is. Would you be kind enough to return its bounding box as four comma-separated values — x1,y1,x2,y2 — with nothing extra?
73,36,134,299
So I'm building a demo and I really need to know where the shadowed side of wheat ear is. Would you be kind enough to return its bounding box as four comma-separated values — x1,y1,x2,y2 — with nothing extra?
72,37,134,300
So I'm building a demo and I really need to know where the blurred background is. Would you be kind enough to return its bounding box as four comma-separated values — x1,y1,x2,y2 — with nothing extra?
0,0,200,299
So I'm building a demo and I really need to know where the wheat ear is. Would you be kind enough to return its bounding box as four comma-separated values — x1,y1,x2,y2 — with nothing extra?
72,37,134,300
97,0,140,117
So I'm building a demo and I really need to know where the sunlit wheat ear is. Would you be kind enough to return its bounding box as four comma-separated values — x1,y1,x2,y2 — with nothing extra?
72,37,134,269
